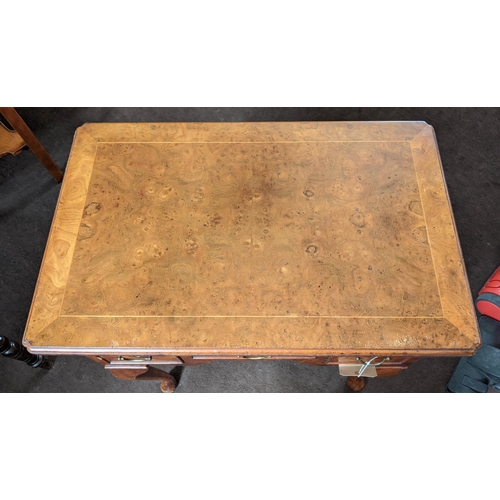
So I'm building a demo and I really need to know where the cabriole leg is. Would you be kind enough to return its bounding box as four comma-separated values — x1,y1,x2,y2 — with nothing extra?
105,365,177,393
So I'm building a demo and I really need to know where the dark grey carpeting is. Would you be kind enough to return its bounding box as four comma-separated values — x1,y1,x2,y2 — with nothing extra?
1,107,499,393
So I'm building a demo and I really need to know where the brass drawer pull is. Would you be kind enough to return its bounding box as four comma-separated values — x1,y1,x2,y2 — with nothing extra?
239,355,269,360
117,356,152,362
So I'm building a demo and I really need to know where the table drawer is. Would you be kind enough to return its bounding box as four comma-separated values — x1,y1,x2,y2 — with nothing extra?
191,355,317,361
327,356,418,366
99,355,184,365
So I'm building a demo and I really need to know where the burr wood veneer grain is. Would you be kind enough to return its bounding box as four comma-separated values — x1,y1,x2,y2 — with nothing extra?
23,122,480,358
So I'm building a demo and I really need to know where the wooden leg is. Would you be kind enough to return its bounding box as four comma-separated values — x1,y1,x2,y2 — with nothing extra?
347,376,365,391
0,335,54,370
0,107,63,182
345,358,420,390
106,365,177,393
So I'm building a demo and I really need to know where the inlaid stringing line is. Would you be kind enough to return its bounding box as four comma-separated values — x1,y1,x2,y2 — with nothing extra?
61,315,442,319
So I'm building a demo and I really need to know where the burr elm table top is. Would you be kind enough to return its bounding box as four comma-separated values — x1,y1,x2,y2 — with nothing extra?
23,122,480,356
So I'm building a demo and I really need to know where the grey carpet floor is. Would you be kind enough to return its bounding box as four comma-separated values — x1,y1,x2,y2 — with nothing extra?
1,107,499,393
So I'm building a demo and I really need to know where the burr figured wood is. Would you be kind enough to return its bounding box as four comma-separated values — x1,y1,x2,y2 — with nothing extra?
23,122,480,359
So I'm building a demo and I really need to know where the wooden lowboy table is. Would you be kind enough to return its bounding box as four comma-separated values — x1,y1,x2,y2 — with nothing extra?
23,122,480,392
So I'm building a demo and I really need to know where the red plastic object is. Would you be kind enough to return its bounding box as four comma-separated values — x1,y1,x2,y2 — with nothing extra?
476,300,500,321
479,265,500,296
477,265,500,321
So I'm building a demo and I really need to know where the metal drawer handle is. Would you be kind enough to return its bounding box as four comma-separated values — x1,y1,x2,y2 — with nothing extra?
117,356,152,362
355,356,391,377
356,356,391,367
239,356,269,360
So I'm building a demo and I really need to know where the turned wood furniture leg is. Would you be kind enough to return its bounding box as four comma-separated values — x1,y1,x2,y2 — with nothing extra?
0,335,54,370
105,365,177,393
0,107,63,182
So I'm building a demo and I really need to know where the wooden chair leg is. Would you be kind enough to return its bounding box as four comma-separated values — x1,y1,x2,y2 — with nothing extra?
0,107,63,182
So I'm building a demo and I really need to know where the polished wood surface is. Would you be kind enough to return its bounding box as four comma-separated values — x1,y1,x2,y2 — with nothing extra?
0,107,63,182
23,122,480,358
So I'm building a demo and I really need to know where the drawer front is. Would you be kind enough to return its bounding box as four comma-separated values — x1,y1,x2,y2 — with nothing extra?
191,355,317,361
98,355,184,366
90,355,419,370
327,356,419,366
